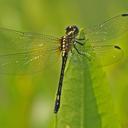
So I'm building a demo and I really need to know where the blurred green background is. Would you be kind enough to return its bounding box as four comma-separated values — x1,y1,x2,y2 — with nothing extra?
0,0,128,128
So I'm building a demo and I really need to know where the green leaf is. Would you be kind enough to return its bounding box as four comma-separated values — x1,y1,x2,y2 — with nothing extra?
55,30,121,128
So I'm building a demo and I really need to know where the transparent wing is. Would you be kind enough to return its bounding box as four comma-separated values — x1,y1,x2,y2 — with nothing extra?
83,13,128,66
84,44,123,66
0,28,61,74
84,13,128,43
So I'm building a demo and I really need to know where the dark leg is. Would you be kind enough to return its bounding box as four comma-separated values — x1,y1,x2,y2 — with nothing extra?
74,44,92,61
75,40,84,46
74,44,85,56
75,37,86,46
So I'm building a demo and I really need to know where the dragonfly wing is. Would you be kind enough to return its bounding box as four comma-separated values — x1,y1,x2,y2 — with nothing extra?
84,13,128,43
82,13,128,66
84,43,123,66
0,28,61,74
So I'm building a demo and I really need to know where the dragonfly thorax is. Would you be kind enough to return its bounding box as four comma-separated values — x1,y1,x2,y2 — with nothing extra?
59,25,79,56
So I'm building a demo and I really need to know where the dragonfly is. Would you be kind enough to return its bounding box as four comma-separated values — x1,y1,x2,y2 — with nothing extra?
0,13,128,114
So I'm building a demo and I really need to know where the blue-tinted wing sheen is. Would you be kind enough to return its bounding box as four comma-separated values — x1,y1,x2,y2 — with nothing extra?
0,28,60,74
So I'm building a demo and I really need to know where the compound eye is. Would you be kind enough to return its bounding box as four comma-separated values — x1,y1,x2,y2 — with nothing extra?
65,26,72,34
73,26,79,34
65,26,71,31
65,25,79,35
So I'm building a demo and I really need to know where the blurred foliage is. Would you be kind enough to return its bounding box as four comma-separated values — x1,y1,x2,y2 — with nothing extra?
0,0,127,128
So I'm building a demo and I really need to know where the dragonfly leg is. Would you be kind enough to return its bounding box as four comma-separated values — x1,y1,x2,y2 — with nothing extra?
75,40,84,46
74,44,92,61
74,44,85,55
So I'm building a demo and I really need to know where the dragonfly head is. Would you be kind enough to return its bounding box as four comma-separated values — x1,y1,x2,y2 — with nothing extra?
65,25,79,36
